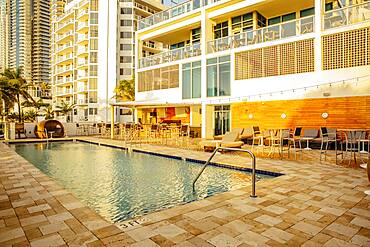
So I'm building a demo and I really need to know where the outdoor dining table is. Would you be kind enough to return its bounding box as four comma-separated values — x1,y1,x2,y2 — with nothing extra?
301,137,315,150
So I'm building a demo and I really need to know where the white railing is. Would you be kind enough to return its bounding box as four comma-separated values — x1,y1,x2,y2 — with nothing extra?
56,54,73,63
57,31,73,42
135,2,156,14
56,88,73,95
208,16,315,53
55,77,73,84
78,9,88,18
77,60,88,67
138,0,222,30
323,2,370,30
79,0,88,7
77,47,88,54
139,42,201,68
77,22,88,30
77,86,88,92
77,34,89,42
56,65,72,74
57,9,73,22
143,41,161,49
57,19,74,30
57,43,73,52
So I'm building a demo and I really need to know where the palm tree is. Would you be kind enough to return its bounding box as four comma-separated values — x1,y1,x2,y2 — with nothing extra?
38,81,51,99
23,109,38,122
57,100,75,122
22,99,49,111
114,78,135,102
1,68,35,122
0,77,14,120
44,105,54,120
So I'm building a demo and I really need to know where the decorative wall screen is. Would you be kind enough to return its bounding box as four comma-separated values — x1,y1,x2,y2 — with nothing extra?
322,27,369,70
235,39,314,80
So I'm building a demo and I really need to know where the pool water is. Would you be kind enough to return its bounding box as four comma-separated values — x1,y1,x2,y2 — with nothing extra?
13,142,272,222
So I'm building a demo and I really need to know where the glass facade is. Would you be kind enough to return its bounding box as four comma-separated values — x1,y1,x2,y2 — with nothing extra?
182,61,201,99
138,65,179,92
214,105,230,136
207,56,230,97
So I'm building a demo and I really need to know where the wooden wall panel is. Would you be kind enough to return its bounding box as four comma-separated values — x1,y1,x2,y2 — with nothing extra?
231,96,370,130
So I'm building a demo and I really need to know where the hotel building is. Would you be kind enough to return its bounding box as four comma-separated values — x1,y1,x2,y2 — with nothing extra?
51,0,163,122
133,0,370,138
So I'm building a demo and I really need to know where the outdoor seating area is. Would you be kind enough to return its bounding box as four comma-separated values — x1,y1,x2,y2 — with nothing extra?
198,126,369,167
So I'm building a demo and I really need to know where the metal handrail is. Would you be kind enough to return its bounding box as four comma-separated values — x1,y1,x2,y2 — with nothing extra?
192,147,257,198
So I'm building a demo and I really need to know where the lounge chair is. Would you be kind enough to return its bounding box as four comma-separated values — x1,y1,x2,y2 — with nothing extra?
200,131,244,151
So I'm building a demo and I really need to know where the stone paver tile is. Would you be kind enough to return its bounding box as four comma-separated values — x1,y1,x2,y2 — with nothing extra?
126,226,157,241
82,220,110,231
0,208,15,218
11,198,34,208
319,207,347,217
101,232,136,246
30,234,65,247
92,225,122,239
0,227,25,243
350,216,370,229
184,210,208,220
27,204,51,214
155,224,186,238
47,211,73,223
264,205,288,215
297,210,323,221
20,214,48,227
236,230,269,246
129,239,159,247
39,221,69,235
325,223,359,238
222,219,252,233
324,237,354,247
351,234,370,246
255,214,282,226
66,231,98,247
262,227,294,244
207,233,241,247
292,221,323,236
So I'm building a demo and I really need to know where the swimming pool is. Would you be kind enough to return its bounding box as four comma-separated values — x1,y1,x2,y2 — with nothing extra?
12,141,274,222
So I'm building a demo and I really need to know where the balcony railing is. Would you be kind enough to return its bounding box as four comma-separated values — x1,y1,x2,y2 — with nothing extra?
56,88,73,95
57,43,73,52
57,31,73,42
139,42,201,68
323,2,370,30
77,9,89,18
55,77,73,84
77,22,88,30
77,34,89,42
138,0,222,30
208,16,314,53
56,54,73,63
57,19,74,30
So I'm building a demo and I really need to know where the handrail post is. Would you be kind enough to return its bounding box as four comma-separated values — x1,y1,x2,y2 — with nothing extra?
192,147,257,198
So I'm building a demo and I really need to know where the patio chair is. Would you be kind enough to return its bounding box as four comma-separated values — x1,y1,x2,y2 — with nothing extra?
200,131,243,152
266,129,283,158
343,130,366,166
319,127,343,164
251,126,267,154
283,127,302,159
240,127,253,144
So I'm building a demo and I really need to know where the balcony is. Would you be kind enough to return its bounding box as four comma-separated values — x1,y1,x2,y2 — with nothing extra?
56,88,73,96
139,42,201,68
57,43,73,53
56,31,73,43
77,86,88,93
77,34,89,44
56,65,73,75
77,9,89,19
138,0,222,30
55,77,73,85
208,16,314,53
77,47,89,56
57,19,74,32
77,22,89,32
323,2,370,30
55,54,73,64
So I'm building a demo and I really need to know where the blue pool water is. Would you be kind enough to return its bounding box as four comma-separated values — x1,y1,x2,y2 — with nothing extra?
13,142,273,222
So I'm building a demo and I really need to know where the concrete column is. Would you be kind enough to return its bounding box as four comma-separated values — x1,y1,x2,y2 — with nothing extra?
314,0,323,73
200,10,213,139
110,105,115,139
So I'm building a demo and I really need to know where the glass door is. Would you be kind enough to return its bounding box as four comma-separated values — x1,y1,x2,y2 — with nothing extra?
214,105,230,136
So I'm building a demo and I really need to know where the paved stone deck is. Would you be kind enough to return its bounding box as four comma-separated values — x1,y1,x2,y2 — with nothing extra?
0,138,369,246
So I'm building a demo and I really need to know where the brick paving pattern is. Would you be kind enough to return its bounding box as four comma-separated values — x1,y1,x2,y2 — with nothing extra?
0,139,369,246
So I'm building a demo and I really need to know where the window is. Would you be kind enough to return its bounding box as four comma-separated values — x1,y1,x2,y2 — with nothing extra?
191,28,201,44
89,78,97,90
121,20,132,26
182,61,201,99
89,108,98,115
207,56,230,97
257,12,267,28
214,105,230,136
90,26,98,37
121,8,132,14
138,65,179,92
91,0,98,11
170,41,186,50
120,68,132,75
214,21,228,39
90,39,98,50
120,32,132,38
90,65,98,76
300,7,314,17
325,2,333,11
231,13,253,33
120,56,132,63
268,12,296,25
90,13,98,24
89,92,97,103
90,52,97,63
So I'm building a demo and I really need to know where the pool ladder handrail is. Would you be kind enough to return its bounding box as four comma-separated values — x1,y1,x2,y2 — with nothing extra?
192,147,257,198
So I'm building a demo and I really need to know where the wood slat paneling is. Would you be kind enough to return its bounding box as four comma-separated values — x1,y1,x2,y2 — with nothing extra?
231,96,370,130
